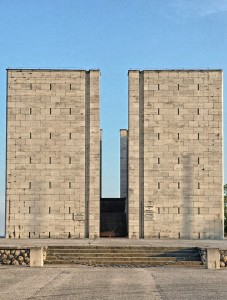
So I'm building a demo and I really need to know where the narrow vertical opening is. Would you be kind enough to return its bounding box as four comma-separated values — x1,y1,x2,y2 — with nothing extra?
158,84,160,90
158,133,160,140
50,108,52,115
29,232,31,238
158,207,160,214
178,133,180,140
29,207,31,214
49,157,51,164
70,84,72,90
49,207,51,214
50,133,52,139
69,157,71,164
29,108,32,114
30,83,32,90
70,108,72,115
30,133,31,139
158,108,160,115
198,182,200,189
50,84,52,90
198,158,200,164
29,182,31,189
178,157,180,164
49,182,51,189
69,207,71,214
198,232,201,239
198,84,200,90
158,182,160,189
49,232,51,238
178,108,179,115
178,207,180,214
197,108,200,115
178,84,180,90
29,157,31,164
178,182,180,189
158,157,160,164
69,133,72,139
198,207,200,214
198,133,200,140
69,182,71,188
178,232,180,239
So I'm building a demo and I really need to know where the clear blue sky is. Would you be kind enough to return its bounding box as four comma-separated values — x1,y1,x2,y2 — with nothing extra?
0,0,226,235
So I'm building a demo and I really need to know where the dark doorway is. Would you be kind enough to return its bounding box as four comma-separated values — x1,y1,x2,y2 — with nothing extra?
100,198,127,237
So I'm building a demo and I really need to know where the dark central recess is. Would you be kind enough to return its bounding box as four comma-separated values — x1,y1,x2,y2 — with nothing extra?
100,198,127,237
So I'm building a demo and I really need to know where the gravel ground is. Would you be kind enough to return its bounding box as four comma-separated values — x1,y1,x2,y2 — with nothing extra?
0,265,227,300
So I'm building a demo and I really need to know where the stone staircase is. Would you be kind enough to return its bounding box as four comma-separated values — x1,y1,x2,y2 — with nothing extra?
44,246,203,267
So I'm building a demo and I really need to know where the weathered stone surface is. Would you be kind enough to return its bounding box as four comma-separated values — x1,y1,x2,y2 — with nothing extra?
220,261,225,267
0,249,30,266
128,70,223,239
120,129,128,199
6,69,100,239
12,259,19,266
5,68,224,240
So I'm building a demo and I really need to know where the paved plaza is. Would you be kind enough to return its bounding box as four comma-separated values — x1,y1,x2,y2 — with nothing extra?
1,238,227,299
0,264,227,300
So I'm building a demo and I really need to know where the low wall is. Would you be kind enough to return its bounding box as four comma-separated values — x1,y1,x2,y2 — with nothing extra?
0,247,47,266
0,249,30,266
1,246,227,268
200,249,227,268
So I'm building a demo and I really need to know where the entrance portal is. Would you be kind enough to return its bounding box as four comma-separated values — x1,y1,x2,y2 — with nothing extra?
100,198,127,237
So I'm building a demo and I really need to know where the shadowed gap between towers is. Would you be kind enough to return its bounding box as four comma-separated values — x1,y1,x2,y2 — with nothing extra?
100,129,128,238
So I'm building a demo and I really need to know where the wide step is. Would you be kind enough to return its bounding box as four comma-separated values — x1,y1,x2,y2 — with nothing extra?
45,246,202,267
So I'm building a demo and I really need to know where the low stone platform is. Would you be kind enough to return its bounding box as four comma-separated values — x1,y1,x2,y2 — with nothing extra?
0,237,226,249
0,238,226,268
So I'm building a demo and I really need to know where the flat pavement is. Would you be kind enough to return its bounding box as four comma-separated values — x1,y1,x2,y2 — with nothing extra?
0,264,227,300
0,237,227,249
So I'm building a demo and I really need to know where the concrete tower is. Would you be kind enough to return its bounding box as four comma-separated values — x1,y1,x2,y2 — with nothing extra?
120,129,128,199
6,69,100,239
128,70,224,239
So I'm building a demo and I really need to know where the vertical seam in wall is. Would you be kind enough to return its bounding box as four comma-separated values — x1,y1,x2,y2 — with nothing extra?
85,71,90,238
5,70,8,237
127,74,130,237
139,71,144,238
126,132,128,234
100,129,102,199
221,70,224,236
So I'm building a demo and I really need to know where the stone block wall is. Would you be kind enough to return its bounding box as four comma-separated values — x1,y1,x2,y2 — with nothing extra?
6,69,100,238
120,129,128,199
0,248,30,265
128,70,224,239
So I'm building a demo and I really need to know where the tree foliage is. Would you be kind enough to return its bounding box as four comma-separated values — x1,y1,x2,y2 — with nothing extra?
224,184,227,196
